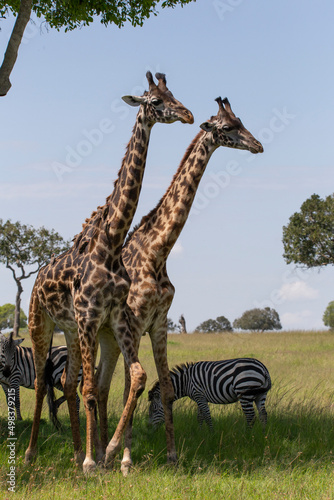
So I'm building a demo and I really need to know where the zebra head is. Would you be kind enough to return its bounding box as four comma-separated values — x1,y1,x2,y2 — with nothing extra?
148,383,165,426
0,331,24,379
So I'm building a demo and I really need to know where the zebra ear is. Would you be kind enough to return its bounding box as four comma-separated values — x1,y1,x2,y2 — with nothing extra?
16,338,24,345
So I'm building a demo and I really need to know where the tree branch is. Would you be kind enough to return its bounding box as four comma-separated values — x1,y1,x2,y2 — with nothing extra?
0,0,33,96
6,261,19,282
24,266,42,279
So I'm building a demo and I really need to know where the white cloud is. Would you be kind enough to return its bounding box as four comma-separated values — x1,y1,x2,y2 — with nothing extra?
281,310,313,329
278,280,319,301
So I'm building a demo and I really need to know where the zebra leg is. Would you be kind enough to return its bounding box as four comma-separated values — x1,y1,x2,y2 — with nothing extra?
255,393,268,429
14,384,22,420
54,395,66,409
195,398,213,429
240,397,256,428
53,393,80,424
75,392,80,421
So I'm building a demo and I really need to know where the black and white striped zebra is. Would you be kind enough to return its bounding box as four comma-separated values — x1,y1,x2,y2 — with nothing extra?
0,332,82,424
148,358,271,429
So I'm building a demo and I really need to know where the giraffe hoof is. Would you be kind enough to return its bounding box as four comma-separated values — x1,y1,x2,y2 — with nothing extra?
105,439,121,467
167,451,178,465
24,449,35,464
74,451,85,467
121,459,133,477
83,457,96,474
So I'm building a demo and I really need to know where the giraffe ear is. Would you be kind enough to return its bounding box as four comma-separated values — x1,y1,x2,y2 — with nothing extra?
200,121,215,132
122,95,147,107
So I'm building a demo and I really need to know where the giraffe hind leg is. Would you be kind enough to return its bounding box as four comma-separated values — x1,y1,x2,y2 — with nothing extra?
25,309,55,463
62,335,85,467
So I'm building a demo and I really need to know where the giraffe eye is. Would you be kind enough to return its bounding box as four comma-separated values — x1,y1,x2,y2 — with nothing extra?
223,125,233,132
151,98,164,108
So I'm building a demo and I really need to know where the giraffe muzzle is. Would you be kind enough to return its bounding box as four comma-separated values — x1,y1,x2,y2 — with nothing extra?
250,141,264,154
181,111,194,124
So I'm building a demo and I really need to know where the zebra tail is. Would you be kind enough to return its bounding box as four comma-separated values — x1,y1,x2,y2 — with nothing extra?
45,352,62,430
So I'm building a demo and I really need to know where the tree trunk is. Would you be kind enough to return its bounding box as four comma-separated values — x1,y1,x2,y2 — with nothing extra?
179,315,187,334
13,279,23,338
0,0,33,96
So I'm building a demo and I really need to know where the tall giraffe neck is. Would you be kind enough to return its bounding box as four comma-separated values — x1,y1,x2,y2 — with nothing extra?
105,108,152,245
76,107,152,258
131,130,218,262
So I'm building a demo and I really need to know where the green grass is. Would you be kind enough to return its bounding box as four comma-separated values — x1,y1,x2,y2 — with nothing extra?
1,330,334,499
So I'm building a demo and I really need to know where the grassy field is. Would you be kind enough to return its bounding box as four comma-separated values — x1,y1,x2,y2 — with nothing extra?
1,330,334,499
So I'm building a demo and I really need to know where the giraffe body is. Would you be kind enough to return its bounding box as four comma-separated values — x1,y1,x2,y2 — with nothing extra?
24,72,193,473
96,96,263,472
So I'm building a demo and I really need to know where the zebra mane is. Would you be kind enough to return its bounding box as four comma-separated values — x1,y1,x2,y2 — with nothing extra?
170,362,195,376
148,362,195,399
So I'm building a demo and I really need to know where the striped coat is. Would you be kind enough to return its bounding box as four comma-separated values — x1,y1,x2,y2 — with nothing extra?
0,332,81,422
148,358,271,429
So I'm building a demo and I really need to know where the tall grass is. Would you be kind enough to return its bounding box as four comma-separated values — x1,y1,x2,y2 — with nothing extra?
1,330,334,499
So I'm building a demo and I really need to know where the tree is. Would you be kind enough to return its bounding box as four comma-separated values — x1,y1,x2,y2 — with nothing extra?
216,316,233,331
233,307,282,332
0,0,195,96
282,193,334,268
0,219,70,337
179,314,187,333
0,303,27,329
323,301,334,331
196,315,233,333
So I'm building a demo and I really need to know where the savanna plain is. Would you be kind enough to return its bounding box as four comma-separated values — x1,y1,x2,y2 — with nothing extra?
0,330,333,499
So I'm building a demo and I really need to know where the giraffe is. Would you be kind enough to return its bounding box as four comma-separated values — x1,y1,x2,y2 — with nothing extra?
24,71,194,473
96,96,263,474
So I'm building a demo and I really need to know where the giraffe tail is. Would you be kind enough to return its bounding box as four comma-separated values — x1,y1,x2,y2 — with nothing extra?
44,347,62,430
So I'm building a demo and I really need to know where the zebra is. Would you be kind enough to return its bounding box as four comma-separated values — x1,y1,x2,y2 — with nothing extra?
0,331,82,425
148,358,271,429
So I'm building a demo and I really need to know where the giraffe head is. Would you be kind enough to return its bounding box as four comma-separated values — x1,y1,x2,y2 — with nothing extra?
122,72,194,126
200,97,263,154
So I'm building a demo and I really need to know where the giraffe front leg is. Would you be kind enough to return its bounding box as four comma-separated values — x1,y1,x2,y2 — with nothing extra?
104,311,146,472
121,359,134,476
96,331,120,459
120,325,142,476
76,322,100,474
105,359,146,470
150,326,177,465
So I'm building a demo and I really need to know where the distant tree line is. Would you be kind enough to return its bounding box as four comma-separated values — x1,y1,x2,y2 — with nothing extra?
168,300,334,333
168,307,283,334
195,308,282,333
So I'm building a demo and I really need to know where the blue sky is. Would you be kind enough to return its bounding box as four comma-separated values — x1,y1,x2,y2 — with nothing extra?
1,0,334,331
